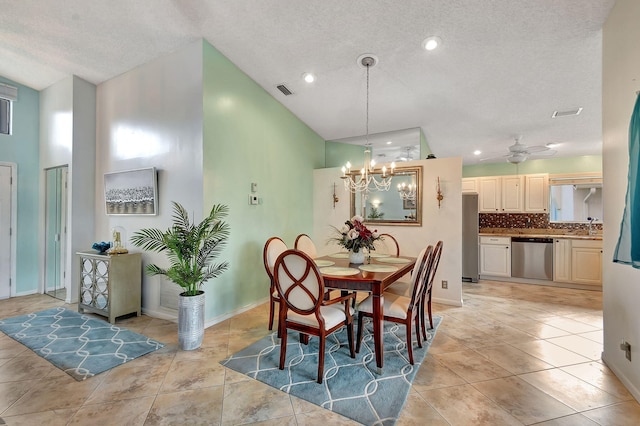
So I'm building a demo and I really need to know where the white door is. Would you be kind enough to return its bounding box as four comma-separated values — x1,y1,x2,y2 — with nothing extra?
0,165,12,299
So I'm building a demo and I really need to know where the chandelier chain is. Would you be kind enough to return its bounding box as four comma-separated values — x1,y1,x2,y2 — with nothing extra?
365,62,369,146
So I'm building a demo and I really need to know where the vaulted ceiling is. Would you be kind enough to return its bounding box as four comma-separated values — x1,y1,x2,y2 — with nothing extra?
0,0,615,164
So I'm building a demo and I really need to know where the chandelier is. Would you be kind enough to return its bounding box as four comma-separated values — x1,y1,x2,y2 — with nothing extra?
397,182,416,201
341,55,395,194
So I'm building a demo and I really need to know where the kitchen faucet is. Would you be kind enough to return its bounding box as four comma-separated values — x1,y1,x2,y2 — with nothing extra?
587,217,598,235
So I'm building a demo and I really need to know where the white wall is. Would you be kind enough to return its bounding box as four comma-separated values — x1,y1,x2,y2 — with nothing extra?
39,75,96,303
95,39,204,319
313,157,463,307
602,0,640,401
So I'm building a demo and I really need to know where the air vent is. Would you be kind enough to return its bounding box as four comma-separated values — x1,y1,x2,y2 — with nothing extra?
276,84,293,96
552,107,583,118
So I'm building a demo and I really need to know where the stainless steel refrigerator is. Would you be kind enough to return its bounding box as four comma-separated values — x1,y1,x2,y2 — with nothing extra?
462,193,479,282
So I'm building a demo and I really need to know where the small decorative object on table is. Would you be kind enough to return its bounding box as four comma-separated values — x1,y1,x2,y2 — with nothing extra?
332,215,382,264
92,241,111,254
108,226,129,254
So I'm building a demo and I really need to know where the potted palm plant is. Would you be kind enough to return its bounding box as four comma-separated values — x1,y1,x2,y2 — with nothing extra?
130,201,230,350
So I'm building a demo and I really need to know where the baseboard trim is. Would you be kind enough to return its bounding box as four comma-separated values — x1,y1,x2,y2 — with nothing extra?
479,275,602,291
432,296,463,307
602,353,640,403
142,296,271,328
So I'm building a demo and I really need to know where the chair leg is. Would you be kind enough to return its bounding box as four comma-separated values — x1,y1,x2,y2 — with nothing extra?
347,321,355,358
299,333,309,345
356,312,365,353
268,296,275,331
279,325,288,370
415,315,422,348
406,320,414,365
317,334,326,383
428,296,434,330
420,298,427,340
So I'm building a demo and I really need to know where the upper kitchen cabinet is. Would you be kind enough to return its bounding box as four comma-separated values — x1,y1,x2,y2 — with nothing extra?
478,175,523,212
462,177,478,193
524,174,549,213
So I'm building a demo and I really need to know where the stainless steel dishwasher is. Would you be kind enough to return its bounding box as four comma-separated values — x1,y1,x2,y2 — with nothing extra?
511,237,553,280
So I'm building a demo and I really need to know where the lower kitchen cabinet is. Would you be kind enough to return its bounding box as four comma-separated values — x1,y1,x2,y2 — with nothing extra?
553,239,602,286
480,236,511,277
571,240,603,285
553,239,572,282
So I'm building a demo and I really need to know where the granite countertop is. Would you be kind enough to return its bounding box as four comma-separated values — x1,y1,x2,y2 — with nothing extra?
479,228,603,241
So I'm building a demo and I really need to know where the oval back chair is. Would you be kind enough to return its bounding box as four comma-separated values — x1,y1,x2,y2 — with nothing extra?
273,249,355,383
263,237,288,331
294,233,318,259
376,233,400,256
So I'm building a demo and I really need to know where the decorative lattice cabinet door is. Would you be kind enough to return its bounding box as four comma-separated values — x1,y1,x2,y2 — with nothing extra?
77,252,141,323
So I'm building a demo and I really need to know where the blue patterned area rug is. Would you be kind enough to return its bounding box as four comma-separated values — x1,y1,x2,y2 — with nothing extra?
0,307,164,381
221,316,441,425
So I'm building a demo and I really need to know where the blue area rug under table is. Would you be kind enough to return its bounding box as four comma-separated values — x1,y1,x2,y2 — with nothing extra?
0,307,164,381
221,316,441,426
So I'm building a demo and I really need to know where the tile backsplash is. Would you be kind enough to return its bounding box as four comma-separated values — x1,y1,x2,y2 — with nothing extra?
479,213,603,232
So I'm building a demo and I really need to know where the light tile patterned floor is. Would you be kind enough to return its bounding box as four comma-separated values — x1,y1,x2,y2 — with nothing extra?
0,280,638,425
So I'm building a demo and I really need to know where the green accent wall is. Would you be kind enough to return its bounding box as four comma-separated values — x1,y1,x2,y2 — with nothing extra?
201,41,325,318
0,77,40,294
325,140,366,169
420,128,432,157
463,155,602,177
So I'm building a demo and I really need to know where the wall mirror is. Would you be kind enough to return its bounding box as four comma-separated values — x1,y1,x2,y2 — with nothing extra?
549,174,603,223
350,166,422,226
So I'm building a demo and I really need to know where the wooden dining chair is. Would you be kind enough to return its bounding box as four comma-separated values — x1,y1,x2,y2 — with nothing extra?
420,240,443,338
273,249,356,383
376,233,400,256
386,240,443,338
294,233,318,258
263,237,288,331
356,245,434,365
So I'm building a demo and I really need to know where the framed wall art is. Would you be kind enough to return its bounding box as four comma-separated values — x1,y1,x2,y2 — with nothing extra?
104,167,158,215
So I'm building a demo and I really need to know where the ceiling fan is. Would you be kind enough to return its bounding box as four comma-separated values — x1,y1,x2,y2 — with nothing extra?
480,136,556,164
395,146,418,162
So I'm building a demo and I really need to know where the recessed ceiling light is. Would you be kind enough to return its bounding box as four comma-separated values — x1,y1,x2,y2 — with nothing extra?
386,141,392,145
474,150,482,156
422,36,442,51
302,72,315,83
546,143,558,148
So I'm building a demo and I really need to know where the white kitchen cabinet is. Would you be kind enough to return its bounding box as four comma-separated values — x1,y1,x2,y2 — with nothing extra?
462,177,478,193
553,238,572,283
502,175,524,212
553,238,602,286
478,175,523,212
525,174,549,212
478,177,502,212
480,236,511,277
571,240,603,286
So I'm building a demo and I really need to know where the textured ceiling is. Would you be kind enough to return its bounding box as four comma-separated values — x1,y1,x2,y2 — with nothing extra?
0,0,616,165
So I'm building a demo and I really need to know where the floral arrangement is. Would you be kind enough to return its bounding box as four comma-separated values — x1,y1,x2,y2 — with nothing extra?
333,215,382,253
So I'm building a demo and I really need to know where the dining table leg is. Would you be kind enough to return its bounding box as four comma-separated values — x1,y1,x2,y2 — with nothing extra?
372,292,384,374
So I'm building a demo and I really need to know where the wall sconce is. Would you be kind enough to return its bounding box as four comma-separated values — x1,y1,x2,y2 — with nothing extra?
332,183,339,209
436,177,444,208
371,199,381,208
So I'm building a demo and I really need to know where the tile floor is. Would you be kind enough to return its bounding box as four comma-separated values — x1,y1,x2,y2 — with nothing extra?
0,280,639,425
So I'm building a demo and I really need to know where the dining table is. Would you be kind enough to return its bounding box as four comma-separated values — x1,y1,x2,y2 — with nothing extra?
315,252,417,374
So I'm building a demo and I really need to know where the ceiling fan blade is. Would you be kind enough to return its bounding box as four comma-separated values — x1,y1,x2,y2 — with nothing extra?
479,153,509,162
529,149,557,157
525,145,551,153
